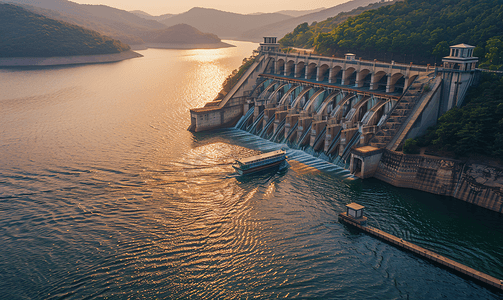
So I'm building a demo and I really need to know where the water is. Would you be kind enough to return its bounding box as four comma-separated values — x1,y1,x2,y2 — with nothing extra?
1,41,502,299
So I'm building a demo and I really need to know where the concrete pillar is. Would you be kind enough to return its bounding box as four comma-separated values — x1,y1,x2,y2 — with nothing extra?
369,73,377,90
305,66,309,79
354,70,363,88
341,70,347,85
244,102,250,115
403,76,410,91
316,67,321,81
386,75,394,93
329,68,334,83
294,64,299,78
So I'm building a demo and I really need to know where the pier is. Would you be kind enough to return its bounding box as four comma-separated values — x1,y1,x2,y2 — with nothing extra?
339,203,503,291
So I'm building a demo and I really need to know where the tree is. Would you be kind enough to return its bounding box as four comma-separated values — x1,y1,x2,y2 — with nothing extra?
481,36,503,70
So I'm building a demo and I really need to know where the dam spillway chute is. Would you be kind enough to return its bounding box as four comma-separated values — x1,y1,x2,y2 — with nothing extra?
312,126,327,151
291,87,314,109
271,119,286,142
302,89,326,113
361,100,386,126
267,83,288,104
284,121,298,143
257,80,278,101
326,129,342,155
278,85,301,106
259,115,275,138
297,123,313,147
334,131,362,168
330,94,355,119
345,96,371,123
249,110,264,134
315,91,341,115
235,106,255,130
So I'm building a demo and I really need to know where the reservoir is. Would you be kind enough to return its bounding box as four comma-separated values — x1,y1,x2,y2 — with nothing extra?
0,41,502,299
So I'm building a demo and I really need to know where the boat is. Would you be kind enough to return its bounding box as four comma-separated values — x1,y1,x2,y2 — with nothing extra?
233,149,287,175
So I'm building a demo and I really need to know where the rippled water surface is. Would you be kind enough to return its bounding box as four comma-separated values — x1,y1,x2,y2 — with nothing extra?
1,41,502,299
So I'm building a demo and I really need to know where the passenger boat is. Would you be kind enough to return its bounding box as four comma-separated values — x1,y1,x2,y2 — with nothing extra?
233,149,287,175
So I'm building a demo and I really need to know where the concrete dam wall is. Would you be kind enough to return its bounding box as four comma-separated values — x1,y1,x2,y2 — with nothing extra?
189,40,502,213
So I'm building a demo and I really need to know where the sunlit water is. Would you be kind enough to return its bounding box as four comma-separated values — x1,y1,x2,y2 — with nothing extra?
1,41,502,299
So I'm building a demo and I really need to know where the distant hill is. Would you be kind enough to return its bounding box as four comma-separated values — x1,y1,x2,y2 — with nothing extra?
274,8,327,18
130,10,173,22
159,7,292,39
249,8,327,18
239,0,382,42
0,4,130,57
143,24,222,44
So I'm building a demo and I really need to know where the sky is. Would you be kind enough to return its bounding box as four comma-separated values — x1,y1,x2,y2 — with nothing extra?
71,0,349,15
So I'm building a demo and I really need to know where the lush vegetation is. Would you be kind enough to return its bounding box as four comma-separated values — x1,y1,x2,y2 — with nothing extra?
279,0,397,49
406,73,503,158
281,0,503,69
0,4,130,57
215,55,258,99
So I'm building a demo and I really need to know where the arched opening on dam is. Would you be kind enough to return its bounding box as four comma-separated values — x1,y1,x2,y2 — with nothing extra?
357,69,372,88
276,59,285,75
318,64,329,82
330,66,343,84
343,67,356,86
388,73,405,93
373,71,388,91
285,60,295,77
393,76,406,94
295,62,306,78
306,63,317,80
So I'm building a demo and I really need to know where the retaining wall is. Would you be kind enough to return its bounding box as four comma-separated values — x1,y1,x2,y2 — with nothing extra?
374,150,503,213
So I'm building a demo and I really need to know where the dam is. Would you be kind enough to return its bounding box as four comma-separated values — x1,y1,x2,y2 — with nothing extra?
189,37,502,213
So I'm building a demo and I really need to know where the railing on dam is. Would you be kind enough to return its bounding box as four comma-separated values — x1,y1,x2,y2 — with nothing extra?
261,50,434,74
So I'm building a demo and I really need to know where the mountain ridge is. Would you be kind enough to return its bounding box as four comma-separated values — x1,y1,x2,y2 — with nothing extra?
2,0,226,46
159,7,293,39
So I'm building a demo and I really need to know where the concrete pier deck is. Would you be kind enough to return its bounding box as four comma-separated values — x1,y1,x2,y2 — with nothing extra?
339,212,503,291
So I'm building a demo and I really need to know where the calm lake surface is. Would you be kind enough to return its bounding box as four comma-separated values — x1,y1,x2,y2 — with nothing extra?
1,41,502,299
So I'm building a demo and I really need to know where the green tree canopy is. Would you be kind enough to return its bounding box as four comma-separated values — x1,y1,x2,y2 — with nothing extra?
414,73,503,158
281,0,503,68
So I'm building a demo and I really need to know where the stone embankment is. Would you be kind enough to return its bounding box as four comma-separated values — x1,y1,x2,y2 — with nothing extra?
374,150,503,213
0,50,142,67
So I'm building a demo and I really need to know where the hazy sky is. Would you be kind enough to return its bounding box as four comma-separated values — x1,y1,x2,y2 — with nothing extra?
71,0,349,15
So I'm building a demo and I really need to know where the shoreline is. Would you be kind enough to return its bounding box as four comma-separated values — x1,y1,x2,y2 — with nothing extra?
131,41,236,50
0,41,238,67
0,50,143,67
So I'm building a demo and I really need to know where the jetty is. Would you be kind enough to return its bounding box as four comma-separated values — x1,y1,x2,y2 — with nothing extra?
339,203,503,291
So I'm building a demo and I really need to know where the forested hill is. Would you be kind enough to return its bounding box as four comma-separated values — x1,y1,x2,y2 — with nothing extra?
279,0,398,49
0,4,130,57
281,0,503,69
